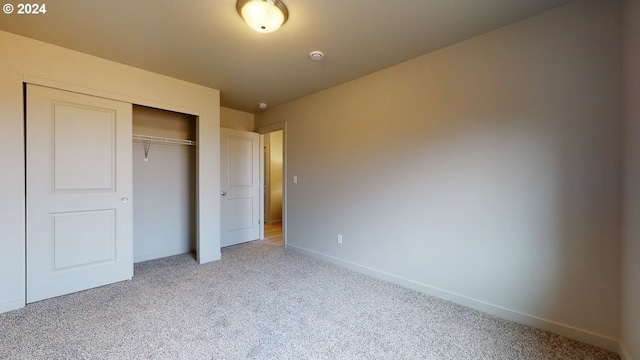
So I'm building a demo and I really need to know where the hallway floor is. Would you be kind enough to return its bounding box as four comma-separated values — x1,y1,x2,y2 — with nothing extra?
263,223,282,246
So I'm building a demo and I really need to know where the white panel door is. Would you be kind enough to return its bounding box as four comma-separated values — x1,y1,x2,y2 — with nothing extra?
220,128,260,247
26,84,133,303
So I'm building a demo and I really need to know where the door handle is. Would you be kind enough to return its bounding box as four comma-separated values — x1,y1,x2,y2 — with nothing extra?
221,191,227,196
121,197,129,203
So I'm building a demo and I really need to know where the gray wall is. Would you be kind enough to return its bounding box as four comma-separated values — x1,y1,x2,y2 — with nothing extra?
622,0,640,358
220,106,255,131
256,0,622,351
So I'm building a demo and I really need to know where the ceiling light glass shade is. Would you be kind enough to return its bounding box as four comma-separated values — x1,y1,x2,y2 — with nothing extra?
237,0,289,33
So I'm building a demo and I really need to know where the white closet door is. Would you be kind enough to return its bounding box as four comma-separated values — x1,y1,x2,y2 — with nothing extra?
26,84,133,303
220,128,260,247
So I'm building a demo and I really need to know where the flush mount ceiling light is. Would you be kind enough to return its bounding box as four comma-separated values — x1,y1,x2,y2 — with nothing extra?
237,0,289,33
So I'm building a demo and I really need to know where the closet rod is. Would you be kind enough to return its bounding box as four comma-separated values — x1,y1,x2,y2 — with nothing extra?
132,134,197,146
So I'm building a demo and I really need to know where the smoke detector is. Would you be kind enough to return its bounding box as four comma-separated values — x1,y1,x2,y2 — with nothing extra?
258,102,268,110
309,51,324,61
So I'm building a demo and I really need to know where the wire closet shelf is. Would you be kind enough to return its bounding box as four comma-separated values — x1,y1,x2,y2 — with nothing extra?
132,134,197,146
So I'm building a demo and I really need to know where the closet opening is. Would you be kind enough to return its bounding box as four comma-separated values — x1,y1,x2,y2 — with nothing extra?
132,105,197,263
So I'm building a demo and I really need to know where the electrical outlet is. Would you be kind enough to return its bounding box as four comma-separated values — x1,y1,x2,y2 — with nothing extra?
337,234,343,244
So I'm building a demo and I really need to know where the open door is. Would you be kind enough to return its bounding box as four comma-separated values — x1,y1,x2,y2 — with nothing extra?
220,128,260,247
26,84,133,303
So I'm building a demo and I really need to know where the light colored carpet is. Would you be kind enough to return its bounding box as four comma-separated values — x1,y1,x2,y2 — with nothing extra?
0,241,619,360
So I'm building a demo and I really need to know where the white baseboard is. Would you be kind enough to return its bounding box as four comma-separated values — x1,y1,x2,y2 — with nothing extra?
0,298,25,314
287,244,620,354
619,341,633,360
134,247,191,263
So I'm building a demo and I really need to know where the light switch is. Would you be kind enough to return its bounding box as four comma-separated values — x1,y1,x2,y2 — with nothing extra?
293,175,298,184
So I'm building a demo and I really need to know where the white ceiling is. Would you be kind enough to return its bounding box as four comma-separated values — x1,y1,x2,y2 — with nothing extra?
0,0,574,113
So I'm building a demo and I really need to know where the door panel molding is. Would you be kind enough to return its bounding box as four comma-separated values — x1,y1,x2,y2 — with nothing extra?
26,84,133,303
220,128,260,247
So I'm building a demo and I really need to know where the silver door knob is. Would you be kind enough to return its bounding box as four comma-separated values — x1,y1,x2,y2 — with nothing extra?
221,191,227,196
121,197,129,203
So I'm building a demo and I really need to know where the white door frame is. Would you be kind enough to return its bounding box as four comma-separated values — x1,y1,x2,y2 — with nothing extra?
257,122,287,247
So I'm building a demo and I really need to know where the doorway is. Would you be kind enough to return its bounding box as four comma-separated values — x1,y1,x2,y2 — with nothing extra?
263,130,283,245
258,123,287,247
